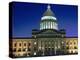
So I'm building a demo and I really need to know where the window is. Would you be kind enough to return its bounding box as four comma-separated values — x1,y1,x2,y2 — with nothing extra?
23,53,27,56
52,48,54,50
28,43,31,46
74,46,77,49
48,48,50,51
66,47,69,49
28,53,31,56
34,47,36,51
18,48,21,52
45,48,47,51
28,48,31,51
24,43,26,46
74,42,76,44
14,43,17,47
71,51,73,53
19,43,21,46
13,48,16,52
23,48,26,51
70,42,72,44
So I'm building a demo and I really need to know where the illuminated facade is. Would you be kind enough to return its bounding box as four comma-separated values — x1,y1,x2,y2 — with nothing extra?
11,38,34,57
9,5,78,58
65,37,78,54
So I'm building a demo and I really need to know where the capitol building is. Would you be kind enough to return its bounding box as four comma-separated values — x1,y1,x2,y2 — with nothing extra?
9,5,78,58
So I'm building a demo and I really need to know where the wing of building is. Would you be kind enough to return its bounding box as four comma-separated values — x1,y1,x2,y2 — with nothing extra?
9,5,78,58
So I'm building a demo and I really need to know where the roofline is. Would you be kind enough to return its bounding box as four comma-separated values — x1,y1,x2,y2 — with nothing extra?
10,36,78,39
65,36,78,38
10,37,33,39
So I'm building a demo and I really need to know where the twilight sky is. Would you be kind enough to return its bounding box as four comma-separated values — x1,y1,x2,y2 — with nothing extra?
11,2,78,37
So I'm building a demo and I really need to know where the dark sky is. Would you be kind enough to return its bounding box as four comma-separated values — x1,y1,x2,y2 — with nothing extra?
11,2,78,37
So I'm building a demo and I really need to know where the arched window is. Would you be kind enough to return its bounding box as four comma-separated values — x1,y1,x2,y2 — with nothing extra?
74,46,77,49
24,43,26,46
19,43,21,46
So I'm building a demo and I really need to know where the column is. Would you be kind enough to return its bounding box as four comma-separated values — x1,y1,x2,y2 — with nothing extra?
51,22,52,29
54,22,55,29
52,22,54,29
44,22,46,29
46,21,48,29
50,21,51,29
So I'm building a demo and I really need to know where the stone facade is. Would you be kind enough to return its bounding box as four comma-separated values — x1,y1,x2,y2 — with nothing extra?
9,30,78,58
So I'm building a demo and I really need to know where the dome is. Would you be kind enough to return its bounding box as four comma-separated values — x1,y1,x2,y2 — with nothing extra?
40,5,58,30
43,5,55,17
